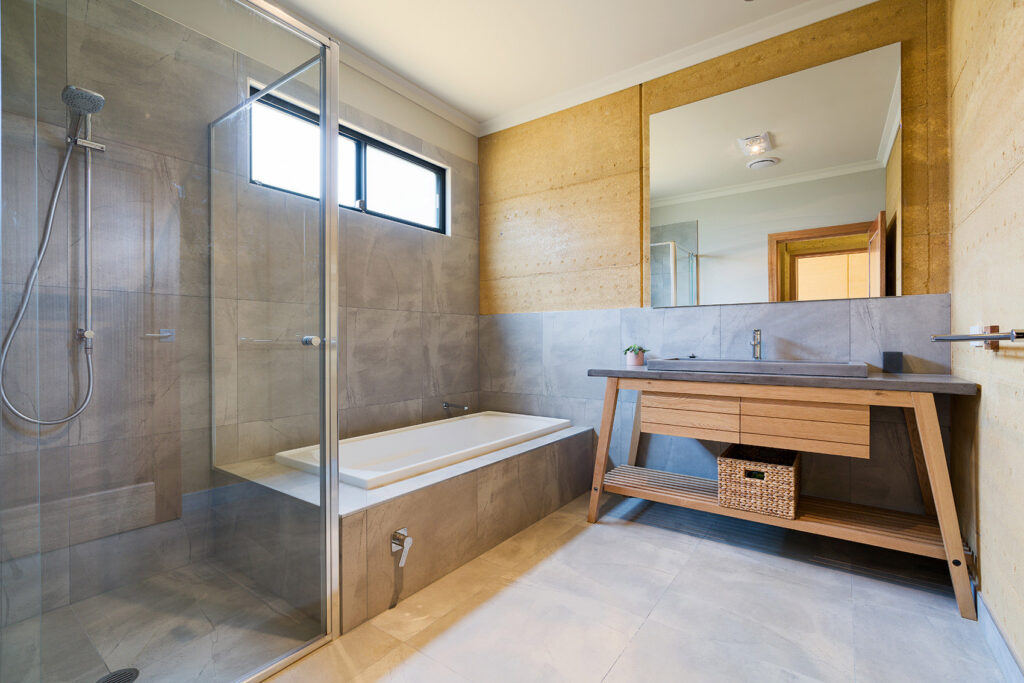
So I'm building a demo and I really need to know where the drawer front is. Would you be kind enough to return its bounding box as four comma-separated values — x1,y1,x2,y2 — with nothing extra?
741,398,869,425
740,399,870,458
641,392,739,442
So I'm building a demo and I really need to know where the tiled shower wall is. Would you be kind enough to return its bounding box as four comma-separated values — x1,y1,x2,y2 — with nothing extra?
0,0,240,623
211,85,481,470
479,294,953,515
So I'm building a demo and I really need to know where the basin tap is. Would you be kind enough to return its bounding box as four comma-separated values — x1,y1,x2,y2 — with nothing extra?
751,329,762,360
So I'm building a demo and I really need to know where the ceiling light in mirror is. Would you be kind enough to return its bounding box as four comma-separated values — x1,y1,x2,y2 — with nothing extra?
738,132,773,156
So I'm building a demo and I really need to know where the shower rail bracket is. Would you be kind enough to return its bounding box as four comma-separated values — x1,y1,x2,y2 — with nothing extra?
71,137,105,152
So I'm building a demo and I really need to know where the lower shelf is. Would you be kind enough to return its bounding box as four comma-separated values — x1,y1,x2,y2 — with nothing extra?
602,465,946,559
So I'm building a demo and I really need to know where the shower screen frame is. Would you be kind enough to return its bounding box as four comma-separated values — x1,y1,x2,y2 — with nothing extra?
210,1,342,679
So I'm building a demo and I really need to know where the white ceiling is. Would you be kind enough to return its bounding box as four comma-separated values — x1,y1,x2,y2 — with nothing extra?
650,43,901,204
278,0,877,135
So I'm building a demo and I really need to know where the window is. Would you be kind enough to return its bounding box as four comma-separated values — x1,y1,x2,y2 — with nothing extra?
249,88,446,233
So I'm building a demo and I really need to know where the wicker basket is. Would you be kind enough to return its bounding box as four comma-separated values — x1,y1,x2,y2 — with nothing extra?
717,445,800,519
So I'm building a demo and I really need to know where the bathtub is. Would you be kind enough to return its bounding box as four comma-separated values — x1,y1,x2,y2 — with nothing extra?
273,411,571,489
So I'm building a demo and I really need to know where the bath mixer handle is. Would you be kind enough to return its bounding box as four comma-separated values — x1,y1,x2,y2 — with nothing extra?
301,335,322,347
391,528,413,568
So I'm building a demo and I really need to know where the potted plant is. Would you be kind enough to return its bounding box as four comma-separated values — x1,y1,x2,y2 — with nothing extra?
624,344,648,367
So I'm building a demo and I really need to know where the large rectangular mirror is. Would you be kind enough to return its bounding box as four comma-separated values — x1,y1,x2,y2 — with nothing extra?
649,43,901,307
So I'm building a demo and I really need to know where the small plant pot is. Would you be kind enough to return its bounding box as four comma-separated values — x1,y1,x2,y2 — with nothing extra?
625,351,645,367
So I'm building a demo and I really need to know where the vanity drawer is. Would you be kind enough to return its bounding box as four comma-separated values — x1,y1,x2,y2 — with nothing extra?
641,392,740,442
739,399,870,459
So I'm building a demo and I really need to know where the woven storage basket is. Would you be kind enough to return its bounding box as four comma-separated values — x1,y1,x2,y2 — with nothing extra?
718,445,800,519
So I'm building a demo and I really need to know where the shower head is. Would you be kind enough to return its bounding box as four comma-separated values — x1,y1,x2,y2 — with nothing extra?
62,85,104,138
62,85,105,114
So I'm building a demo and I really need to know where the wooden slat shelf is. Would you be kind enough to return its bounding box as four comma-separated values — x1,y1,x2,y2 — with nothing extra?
602,465,946,560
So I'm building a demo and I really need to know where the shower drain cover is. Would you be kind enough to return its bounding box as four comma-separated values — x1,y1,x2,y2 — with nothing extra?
96,669,140,683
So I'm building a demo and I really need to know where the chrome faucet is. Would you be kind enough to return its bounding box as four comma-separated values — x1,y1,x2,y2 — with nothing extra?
751,329,762,360
442,401,469,417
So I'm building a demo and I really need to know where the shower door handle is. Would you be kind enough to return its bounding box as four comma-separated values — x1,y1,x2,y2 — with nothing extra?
300,335,322,347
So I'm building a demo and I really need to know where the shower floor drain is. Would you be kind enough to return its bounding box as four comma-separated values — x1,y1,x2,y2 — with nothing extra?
96,669,140,683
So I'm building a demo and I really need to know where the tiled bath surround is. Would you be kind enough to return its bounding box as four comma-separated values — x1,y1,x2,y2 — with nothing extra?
480,294,953,515
340,428,593,632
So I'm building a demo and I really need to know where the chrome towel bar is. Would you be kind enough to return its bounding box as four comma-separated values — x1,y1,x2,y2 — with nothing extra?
931,330,1024,342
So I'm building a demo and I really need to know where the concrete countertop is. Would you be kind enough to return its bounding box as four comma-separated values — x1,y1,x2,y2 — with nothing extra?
588,367,978,395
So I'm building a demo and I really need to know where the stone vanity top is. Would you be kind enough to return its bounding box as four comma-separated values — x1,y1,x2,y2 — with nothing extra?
588,367,978,395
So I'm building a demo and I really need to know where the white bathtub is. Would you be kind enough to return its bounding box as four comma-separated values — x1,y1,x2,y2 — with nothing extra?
273,411,571,489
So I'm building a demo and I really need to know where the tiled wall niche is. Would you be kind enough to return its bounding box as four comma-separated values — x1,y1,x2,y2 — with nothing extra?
479,294,953,516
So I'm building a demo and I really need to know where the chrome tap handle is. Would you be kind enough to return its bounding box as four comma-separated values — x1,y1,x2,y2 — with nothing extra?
391,528,413,568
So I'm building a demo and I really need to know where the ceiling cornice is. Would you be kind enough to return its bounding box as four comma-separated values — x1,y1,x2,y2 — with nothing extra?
651,159,884,208
478,0,877,136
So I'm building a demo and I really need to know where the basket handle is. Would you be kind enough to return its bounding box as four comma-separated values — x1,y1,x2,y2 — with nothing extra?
744,469,766,481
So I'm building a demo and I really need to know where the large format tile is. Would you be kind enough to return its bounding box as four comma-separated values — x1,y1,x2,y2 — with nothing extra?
542,309,621,400
423,314,478,397
423,233,479,315
0,604,108,683
365,474,479,616
66,0,238,166
236,300,318,423
407,578,641,683
720,299,852,361
344,213,424,312
850,293,951,372
478,314,544,394
620,305,722,360
347,309,427,407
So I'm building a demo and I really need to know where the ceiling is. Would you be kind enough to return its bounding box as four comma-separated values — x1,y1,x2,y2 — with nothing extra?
278,0,877,135
650,43,901,204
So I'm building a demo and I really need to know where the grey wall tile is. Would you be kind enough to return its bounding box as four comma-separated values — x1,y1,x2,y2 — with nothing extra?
424,314,478,396
850,294,951,373
621,306,722,361
423,233,479,315
341,511,367,633
542,309,621,400
344,214,424,312
1,121,70,288
556,431,595,505
479,313,544,394
347,308,427,406
720,299,852,361
422,392,479,423
66,0,238,166
365,473,478,616
480,391,588,426
344,399,423,439
1,284,72,454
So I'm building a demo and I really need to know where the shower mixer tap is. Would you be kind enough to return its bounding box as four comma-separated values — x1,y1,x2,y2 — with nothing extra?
391,528,413,568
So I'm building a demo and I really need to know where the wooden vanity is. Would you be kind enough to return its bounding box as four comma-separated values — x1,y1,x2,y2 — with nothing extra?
586,368,979,620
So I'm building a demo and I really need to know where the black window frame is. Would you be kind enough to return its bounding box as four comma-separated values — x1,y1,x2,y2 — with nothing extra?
248,87,447,234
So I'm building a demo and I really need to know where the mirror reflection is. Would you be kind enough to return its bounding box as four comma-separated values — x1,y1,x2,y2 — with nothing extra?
649,43,902,306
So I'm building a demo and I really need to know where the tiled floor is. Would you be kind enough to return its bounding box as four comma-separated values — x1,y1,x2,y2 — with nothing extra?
273,494,1006,683
0,559,320,683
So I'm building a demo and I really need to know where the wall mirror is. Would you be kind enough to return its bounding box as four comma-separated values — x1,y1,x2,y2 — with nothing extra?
649,43,902,307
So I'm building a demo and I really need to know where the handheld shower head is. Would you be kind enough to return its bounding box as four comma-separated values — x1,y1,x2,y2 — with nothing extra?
62,85,104,138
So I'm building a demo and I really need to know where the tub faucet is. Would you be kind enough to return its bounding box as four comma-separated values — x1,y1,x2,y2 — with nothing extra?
442,401,469,417
751,329,762,360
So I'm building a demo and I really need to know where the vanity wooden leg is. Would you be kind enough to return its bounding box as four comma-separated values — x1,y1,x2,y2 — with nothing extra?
587,377,620,523
627,396,643,467
911,392,976,620
903,407,937,516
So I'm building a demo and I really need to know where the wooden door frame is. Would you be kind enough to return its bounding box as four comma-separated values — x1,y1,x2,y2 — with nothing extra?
767,221,874,302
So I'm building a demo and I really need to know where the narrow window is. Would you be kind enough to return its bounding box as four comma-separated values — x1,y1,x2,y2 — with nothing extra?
249,88,446,233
